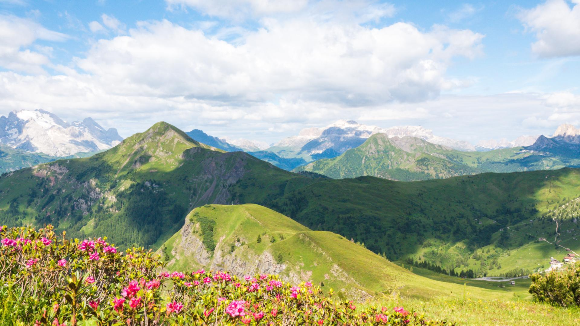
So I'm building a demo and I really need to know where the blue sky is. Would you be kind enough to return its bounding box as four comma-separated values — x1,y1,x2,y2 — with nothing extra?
0,0,579,145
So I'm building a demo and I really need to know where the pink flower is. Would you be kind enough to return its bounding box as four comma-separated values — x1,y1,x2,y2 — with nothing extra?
193,280,200,286
129,297,142,309
394,307,409,317
78,240,95,252
260,274,268,280
204,308,214,317
253,311,264,321
121,280,140,298
103,246,117,254
234,282,241,288
376,314,388,323
241,316,252,324
193,269,205,275
266,286,273,291
159,272,170,278
203,277,211,284
146,279,160,290
96,237,106,245
269,280,283,288
170,271,185,279
41,237,52,246
85,276,95,284
1,238,16,247
305,281,313,287
291,286,301,299
166,301,183,314
248,283,260,292
244,275,252,281
17,238,31,245
226,300,247,318
112,297,125,312
57,259,67,267
218,297,227,303
26,258,39,267
184,282,192,287
89,252,100,261
271,308,278,316
89,300,99,310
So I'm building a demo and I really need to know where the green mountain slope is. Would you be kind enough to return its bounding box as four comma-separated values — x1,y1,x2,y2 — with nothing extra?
0,122,311,249
161,204,523,301
294,133,580,181
295,134,478,180
1,122,580,278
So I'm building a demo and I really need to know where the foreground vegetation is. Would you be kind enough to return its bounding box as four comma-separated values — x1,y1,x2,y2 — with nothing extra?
0,225,448,325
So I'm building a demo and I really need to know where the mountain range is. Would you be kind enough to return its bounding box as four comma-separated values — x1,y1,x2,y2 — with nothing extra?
294,127,580,181
0,121,579,280
0,109,122,156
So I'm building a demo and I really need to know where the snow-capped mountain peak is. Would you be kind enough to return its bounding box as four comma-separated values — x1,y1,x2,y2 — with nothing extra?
0,109,123,156
15,109,67,130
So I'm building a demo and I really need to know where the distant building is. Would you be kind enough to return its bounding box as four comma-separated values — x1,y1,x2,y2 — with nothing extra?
563,253,577,264
546,257,564,272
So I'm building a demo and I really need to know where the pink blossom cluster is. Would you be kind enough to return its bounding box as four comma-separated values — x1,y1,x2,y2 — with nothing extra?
394,306,409,317
166,301,183,314
170,271,185,279
145,279,160,290
25,258,39,267
121,280,140,298
213,271,232,281
291,286,301,299
226,300,247,317
78,240,95,252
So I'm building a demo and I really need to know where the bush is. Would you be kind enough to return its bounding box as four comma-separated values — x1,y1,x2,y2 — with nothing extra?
529,263,580,307
0,225,449,325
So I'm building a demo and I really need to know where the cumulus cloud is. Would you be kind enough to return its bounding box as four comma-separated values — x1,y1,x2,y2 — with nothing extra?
518,0,580,58
74,18,483,105
0,15,67,74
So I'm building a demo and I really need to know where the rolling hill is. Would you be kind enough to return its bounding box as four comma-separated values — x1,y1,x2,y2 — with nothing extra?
161,204,534,302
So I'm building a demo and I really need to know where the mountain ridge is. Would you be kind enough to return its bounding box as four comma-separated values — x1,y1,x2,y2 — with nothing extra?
0,109,122,156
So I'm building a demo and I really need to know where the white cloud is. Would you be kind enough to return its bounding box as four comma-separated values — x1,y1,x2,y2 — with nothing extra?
74,19,482,105
0,15,67,74
447,3,479,23
518,0,580,58
101,14,125,33
166,0,309,18
89,21,105,33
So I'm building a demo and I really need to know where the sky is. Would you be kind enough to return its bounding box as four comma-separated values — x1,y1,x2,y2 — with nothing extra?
0,0,580,145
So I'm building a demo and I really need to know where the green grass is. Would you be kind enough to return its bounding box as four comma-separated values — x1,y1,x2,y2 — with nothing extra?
163,204,580,325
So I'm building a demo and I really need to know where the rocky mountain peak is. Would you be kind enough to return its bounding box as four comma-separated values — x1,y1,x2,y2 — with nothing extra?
0,109,123,156
553,124,580,137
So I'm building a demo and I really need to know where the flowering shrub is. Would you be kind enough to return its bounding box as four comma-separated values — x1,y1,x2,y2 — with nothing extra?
0,225,449,325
